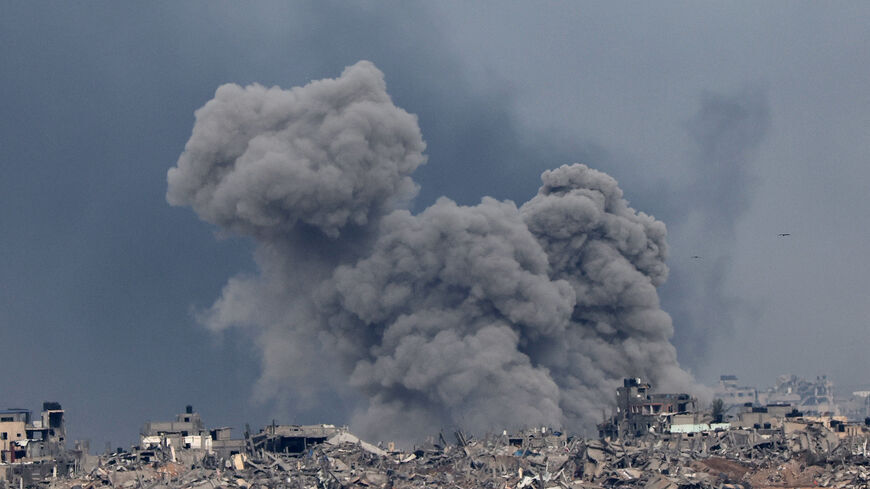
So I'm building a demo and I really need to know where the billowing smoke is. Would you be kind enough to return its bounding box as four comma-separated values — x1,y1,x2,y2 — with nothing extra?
168,61,696,442
167,60,426,240
663,87,771,371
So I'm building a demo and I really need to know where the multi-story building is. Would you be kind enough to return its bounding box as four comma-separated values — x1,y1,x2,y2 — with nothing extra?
714,375,758,408
0,402,66,462
599,378,698,438
760,375,839,416
0,409,29,462
141,405,209,451
140,406,244,459
251,424,340,454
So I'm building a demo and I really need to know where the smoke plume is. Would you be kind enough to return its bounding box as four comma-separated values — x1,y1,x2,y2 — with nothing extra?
663,87,771,371
167,61,426,240
168,61,696,442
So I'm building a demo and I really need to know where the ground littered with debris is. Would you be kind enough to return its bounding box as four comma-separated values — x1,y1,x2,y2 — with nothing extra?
29,427,870,489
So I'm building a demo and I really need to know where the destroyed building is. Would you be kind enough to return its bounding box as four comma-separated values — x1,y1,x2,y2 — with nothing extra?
759,374,839,416
713,372,869,423
598,378,698,438
208,426,245,459
139,408,365,463
0,402,78,487
9,375,870,489
251,424,340,455
140,406,244,459
0,402,66,463
11,394,870,489
43,413,870,489
141,405,209,451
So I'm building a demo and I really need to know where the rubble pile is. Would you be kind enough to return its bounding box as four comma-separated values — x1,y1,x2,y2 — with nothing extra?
31,425,870,489
572,428,870,489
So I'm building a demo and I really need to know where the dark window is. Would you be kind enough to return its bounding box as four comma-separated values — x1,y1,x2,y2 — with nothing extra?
1,433,6,440
0,417,12,422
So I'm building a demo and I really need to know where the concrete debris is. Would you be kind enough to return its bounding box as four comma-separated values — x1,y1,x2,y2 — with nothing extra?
7,384,870,489
12,422,869,489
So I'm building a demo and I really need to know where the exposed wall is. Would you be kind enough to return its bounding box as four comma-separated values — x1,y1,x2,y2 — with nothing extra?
0,420,26,460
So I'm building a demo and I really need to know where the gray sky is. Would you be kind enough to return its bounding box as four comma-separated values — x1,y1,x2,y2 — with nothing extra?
1,1,868,448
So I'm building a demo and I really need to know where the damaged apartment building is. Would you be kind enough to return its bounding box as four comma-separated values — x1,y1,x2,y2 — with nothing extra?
139,406,363,460
140,407,381,461
140,405,245,459
716,373,849,419
597,377,814,441
1,402,66,463
250,423,341,454
598,378,699,438
597,376,870,447
139,407,362,461
759,374,839,416
0,402,83,487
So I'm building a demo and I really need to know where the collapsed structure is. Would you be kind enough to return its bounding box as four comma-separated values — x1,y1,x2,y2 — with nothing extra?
250,424,340,455
7,381,870,489
22,404,870,489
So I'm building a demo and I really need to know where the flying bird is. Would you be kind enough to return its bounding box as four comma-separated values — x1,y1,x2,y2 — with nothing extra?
691,255,702,259
777,233,791,237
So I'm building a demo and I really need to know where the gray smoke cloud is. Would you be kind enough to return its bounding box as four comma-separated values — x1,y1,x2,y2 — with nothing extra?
167,60,426,239
168,61,698,442
663,87,771,370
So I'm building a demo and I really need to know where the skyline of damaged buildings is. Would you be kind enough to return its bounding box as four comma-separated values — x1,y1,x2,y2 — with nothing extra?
3,372,869,462
595,373,870,440
6,373,870,488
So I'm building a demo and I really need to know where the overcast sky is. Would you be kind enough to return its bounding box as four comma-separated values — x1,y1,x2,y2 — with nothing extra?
1,2,868,448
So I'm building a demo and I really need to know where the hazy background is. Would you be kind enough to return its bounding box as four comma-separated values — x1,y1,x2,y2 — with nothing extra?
1,1,868,448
